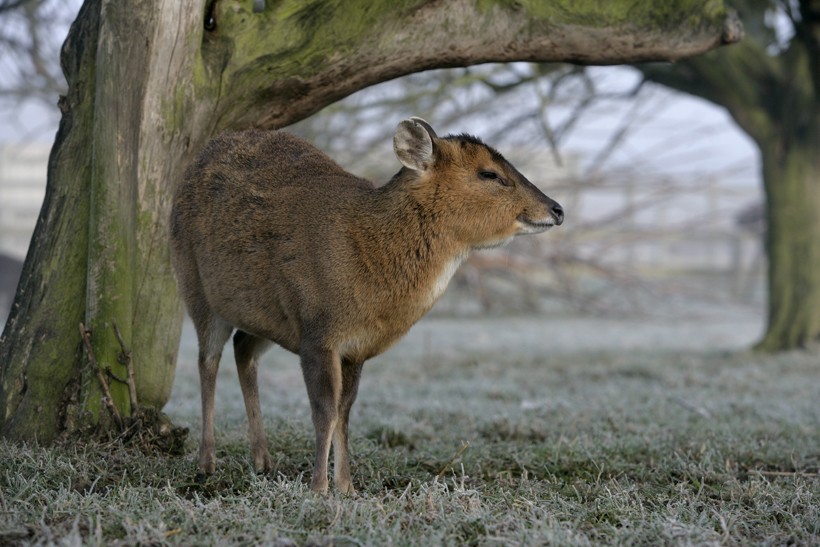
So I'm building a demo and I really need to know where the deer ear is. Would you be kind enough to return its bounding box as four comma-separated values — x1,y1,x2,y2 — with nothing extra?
393,117,437,172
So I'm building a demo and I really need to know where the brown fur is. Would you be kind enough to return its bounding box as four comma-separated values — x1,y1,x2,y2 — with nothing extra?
170,118,563,494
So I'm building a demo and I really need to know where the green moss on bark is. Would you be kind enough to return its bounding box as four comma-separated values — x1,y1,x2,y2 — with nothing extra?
0,0,102,441
478,0,727,30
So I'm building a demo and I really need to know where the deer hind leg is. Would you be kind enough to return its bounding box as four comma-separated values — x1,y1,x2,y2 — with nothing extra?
333,358,364,495
233,330,273,473
299,343,342,494
195,315,233,475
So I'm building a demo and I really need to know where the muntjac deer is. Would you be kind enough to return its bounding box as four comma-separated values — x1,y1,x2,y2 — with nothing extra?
170,118,564,494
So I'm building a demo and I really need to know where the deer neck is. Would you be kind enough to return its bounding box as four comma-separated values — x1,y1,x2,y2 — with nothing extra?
363,179,468,306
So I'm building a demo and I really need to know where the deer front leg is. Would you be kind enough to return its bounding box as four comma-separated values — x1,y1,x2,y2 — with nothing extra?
300,343,342,494
333,358,364,495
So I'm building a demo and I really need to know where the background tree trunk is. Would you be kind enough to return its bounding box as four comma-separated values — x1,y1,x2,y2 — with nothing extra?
638,0,819,351
0,0,740,442
758,127,820,350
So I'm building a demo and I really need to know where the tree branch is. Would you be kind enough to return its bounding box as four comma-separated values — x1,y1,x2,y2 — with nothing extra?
204,0,743,132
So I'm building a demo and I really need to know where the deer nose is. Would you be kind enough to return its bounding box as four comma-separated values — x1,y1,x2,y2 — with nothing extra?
551,202,564,225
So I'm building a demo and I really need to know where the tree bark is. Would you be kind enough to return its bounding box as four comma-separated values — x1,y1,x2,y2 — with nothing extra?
0,0,740,442
0,0,99,440
757,125,820,350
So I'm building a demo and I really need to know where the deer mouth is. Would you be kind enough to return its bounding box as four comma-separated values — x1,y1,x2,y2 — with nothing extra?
516,215,555,234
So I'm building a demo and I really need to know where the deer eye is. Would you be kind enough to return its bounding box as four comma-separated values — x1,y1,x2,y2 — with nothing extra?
479,171,511,187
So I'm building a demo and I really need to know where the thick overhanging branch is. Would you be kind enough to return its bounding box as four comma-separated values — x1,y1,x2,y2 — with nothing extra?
200,0,743,132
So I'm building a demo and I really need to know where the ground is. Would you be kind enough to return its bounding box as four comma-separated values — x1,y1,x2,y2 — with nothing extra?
2,299,819,545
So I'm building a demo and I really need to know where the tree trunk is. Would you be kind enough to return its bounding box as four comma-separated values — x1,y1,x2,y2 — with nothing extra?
0,0,99,440
756,122,820,350
0,0,740,443
0,0,205,440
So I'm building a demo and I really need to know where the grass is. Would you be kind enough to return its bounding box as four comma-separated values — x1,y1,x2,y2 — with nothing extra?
2,313,819,545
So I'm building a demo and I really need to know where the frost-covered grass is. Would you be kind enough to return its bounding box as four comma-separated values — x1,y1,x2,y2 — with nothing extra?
2,312,819,545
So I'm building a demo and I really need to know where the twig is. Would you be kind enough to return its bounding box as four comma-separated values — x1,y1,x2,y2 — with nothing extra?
397,481,413,502
435,441,471,481
105,367,128,384
113,321,138,410
79,322,123,429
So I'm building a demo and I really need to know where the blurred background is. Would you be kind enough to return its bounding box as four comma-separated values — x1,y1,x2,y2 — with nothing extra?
0,0,765,330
